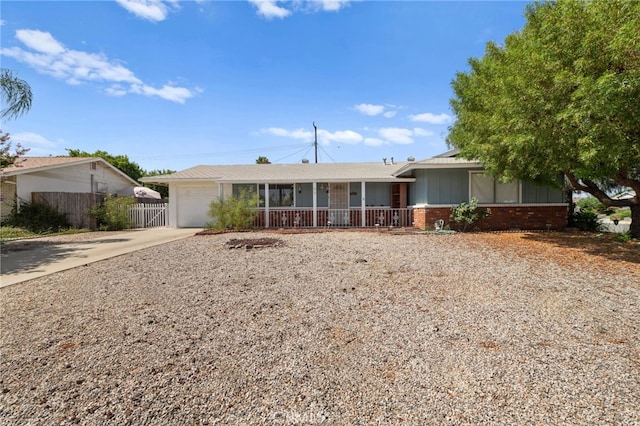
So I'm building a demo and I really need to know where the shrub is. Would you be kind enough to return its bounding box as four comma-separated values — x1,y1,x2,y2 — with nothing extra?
576,196,603,212
571,210,601,232
450,197,491,232
615,231,632,243
610,208,631,221
2,199,71,233
208,190,259,231
89,195,135,230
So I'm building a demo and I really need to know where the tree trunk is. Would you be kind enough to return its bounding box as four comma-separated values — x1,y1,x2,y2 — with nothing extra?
630,204,640,239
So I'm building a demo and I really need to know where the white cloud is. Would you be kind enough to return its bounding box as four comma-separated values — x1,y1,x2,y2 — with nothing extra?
319,129,363,145
354,103,385,116
261,127,362,145
249,0,351,19
15,29,65,54
354,102,398,118
409,112,453,124
1,29,196,103
248,0,291,19
317,0,351,12
363,137,385,147
262,127,313,140
11,132,60,156
378,127,414,145
130,83,194,104
413,127,434,137
115,0,176,22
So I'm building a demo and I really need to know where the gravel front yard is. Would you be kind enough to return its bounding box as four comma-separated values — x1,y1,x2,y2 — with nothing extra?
1,231,639,425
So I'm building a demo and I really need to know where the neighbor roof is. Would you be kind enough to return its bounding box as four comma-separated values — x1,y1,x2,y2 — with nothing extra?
141,161,416,184
1,156,139,185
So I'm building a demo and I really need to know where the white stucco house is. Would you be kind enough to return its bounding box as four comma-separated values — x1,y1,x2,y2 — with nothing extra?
0,157,138,222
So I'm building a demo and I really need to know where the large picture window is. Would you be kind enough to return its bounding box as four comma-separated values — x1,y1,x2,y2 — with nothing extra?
470,172,519,204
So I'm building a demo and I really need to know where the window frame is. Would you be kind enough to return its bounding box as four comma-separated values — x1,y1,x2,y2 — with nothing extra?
469,171,521,204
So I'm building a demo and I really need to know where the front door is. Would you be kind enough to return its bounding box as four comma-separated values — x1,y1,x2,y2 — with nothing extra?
328,183,349,225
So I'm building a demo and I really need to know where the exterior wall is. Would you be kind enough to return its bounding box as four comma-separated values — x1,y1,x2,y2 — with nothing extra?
15,162,133,203
413,204,568,231
0,178,17,221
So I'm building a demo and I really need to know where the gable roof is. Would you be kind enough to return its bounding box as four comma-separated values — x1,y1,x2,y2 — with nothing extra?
1,156,139,185
141,161,416,184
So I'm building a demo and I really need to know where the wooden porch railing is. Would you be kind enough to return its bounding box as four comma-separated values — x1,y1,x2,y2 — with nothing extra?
250,208,414,228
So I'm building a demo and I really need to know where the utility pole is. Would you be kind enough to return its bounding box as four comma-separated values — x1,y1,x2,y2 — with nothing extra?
313,121,318,163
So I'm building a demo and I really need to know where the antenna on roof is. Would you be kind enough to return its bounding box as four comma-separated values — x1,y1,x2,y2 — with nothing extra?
313,122,318,164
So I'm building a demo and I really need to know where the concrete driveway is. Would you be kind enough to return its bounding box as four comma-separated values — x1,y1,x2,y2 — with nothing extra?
0,228,198,288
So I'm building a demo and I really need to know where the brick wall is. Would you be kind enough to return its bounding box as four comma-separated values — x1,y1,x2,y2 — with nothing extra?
414,205,568,231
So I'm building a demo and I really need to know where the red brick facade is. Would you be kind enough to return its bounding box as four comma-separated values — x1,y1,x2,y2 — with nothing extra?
413,205,568,231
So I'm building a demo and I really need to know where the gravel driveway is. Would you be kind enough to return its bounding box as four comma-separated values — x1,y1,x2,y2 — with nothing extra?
1,231,639,425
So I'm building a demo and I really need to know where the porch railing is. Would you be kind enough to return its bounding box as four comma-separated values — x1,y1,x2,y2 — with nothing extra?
251,207,414,228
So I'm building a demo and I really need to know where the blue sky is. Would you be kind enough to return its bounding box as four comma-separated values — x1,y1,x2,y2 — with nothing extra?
1,1,527,172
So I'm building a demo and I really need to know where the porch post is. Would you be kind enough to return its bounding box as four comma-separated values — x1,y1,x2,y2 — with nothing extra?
265,183,270,228
361,181,366,227
312,182,318,227
218,182,223,200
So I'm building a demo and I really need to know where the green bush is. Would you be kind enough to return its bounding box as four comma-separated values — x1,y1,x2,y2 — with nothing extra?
208,190,259,231
89,195,135,230
610,208,631,221
576,196,603,212
2,199,71,233
571,210,601,232
450,197,491,232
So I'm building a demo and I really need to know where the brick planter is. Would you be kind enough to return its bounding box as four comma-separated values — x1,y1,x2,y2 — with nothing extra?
413,205,568,231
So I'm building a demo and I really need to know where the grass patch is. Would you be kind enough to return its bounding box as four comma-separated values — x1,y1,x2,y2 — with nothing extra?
0,226,38,240
0,226,91,241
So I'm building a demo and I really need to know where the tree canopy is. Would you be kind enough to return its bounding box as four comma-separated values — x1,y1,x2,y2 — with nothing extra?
1,69,33,168
67,149,146,182
0,68,33,120
256,156,271,164
448,0,640,237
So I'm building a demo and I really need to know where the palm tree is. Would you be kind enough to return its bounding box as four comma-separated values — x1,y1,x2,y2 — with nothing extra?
1,68,33,120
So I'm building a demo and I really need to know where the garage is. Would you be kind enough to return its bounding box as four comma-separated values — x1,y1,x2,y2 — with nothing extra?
175,183,217,227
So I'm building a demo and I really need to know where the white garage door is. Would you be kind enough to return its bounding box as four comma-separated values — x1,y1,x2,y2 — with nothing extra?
176,184,217,227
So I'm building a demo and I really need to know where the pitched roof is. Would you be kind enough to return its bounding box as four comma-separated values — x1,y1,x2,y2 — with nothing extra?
141,161,416,184
2,156,93,174
0,156,139,185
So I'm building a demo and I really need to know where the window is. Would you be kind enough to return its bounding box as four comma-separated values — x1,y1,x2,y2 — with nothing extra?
470,172,519,204
233,184,262,207
264,184,294,207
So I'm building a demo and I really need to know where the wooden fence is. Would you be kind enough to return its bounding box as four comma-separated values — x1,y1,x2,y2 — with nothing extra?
32,192,104,229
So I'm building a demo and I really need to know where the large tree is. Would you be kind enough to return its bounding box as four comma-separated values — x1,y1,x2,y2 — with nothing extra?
448,0,640,237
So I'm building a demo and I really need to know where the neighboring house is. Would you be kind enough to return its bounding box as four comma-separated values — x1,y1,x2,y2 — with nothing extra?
0,157,138,224
141,150,568,230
